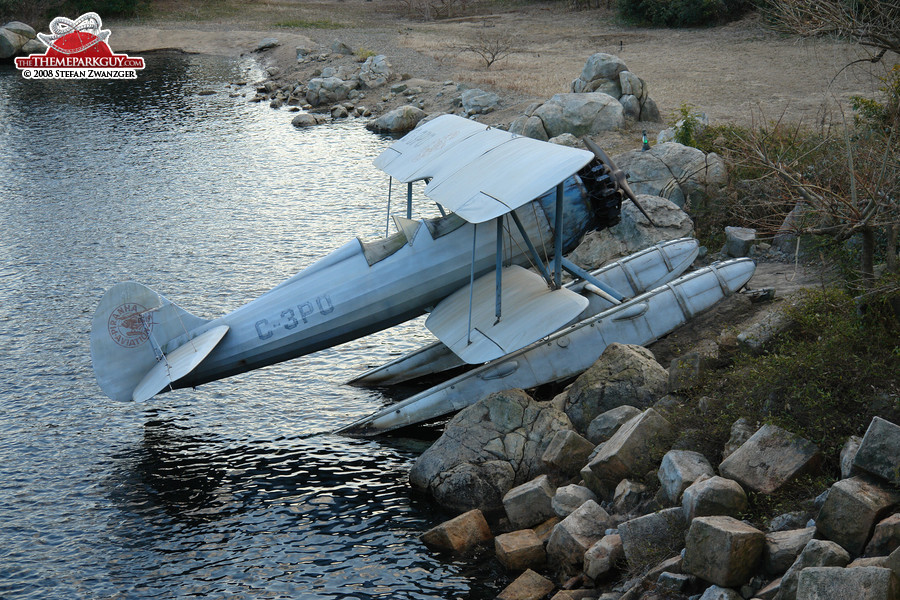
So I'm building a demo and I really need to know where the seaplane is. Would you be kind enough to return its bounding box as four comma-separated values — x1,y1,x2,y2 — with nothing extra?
91,114,756,434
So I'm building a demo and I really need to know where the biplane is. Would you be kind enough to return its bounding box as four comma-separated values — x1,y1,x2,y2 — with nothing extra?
90,115,755,434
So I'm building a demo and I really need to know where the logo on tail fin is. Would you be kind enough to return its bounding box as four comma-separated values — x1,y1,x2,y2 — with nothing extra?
108,303,152,348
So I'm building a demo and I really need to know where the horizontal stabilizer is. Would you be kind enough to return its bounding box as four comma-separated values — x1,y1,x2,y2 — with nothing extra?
132,325,230,401
425,265,589,364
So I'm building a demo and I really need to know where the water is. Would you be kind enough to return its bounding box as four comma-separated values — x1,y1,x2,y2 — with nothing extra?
0,53,504,599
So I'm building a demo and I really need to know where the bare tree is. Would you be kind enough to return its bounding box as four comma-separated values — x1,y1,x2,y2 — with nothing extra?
766,0,900,63
460,30,516,69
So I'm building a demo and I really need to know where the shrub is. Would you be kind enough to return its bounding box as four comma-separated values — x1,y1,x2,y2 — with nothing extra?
616,0,752,27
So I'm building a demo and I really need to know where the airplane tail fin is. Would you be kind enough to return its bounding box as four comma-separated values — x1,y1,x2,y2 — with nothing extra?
90,281,214,401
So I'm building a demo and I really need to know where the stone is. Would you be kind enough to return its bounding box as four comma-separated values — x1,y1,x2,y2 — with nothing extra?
619,71,644,99
723,226,757,258
723,418,756,459
764,527,816,576
585,408,672,498
331,39,353,55
614,479,649,514
461,88,500,115
564,343,668,431
682,476,748,521
816,476,900,556
552,484,598,519
668,352,704,392
420,509,492,553
775,539,851,600
533,93,625,138
495,529,547,571
366,105,427,134
587,405,642,445
358,54,391,88
508,115,549,141
291,113,328,127
619,507,688,569
0,27,27,59
542,429,595,476
769,512,812,533
866,513,900,557
3,21,36,40
889,546,900,577
795,566,900,600
410,389,572,513
256,37,279,51
534,516,561,544
853,417,900,486
546,500,612,573
699,586,743,600
584,533,624,581
548,133,580,147
497,569,555,600
737,306,795,354
575,53,629,88
657,571,692,592
841,435,863,479
849,556,890,567
20,38,46,54
657,450,714,505
619,94,641,120
503,475,557,529
567,195,693,269
331,105,349,119
640,97,662,122
612,143,725,208
683,516,766,588
758,578,782,600
585,408,673,499
719,424,822,494
305,76,352,106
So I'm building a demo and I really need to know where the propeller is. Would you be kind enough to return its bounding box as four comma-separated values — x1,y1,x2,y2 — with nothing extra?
582,137,657,227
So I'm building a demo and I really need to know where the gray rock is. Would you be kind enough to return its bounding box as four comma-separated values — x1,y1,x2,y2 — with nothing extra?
542,429,595,476
20,38,46,54
575,53,629,89
769,512,813,533
682,476,748,521
0,27,27,59
719,424,822,494
683,516,766,588
366,105,427,134
461,88,500,115
331,39,353,55
548,133,580,147
619,71,644,100
3,21,36,39
358,55,391,89
585,408,673,498
722,418,756,459
331,105,349,119
841,435,863,480
613,479,649,514
497,569,555,600
657,450,714,505
305,76,352,106
256,37,279,51
853,416,900,486
552,484,598,518
291,113,328,127
640,96,662,122
587,405,642,445
795,566,900,600
533,92,625,138
667,352,703,392
865,513,900,557
567,195,694,269
765,527,817,576
816,476,900,556
619,94,641,120
409,389,572,513
699,586,743,600
613,142,726,208
508,115,549,141
495,529,546,571
619,507,688,568
564,343,668,431
737,305,796,354
723,226,757,258
657,571,692,592
584,533,624,581
546,499,612,574
503,475,557,529
775,539,851,600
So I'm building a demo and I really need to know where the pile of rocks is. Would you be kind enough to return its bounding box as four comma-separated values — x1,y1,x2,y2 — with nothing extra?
415,343,900,600
509,53,661,142
0,21,43,59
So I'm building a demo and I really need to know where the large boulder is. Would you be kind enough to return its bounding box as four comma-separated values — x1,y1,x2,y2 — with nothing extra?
495,529,547,571
852,417,900,486
570,53,661,122
546,499,612,575
563,343,668,431
567,195,693,269
613,143,726,209
497,569,555,600
508,115,549,141
532,92,625,138
305,76,353,106
583,408,673,499
796,566,900,600
0,26,28,59
572,53,628,92
683,516,766,588
357,54,391,88
586,405,641,444
657,450,714,505
816,476,900,556
681,476,748,520
775,539,851,600
503,475,557,529
461,88,500,115
584,533,624,581
764,527,817,576
552,484,597,518
409,389,572,513
719,424,822,494
618,507,688,568
541,429,595,476
420,509,493,553
366,105,427,134
865,513,900,557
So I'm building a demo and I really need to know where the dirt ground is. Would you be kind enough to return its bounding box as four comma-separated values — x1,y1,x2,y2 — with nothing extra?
113,0,896,136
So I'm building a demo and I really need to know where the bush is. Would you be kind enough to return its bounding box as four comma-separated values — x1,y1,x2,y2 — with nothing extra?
616,0,752,26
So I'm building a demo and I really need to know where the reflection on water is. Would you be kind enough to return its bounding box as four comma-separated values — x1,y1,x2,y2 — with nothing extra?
0,53,505,599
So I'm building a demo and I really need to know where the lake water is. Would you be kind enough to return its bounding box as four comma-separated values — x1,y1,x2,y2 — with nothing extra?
0,53,505,599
